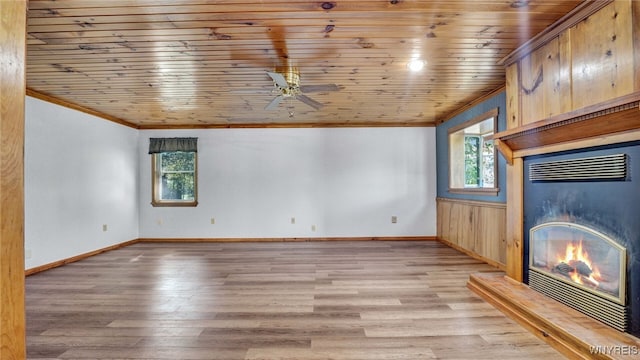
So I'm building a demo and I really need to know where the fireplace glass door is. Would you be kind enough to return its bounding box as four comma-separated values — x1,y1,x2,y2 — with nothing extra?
529,222,626,305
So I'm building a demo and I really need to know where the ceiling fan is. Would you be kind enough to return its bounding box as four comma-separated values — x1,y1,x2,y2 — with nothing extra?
265,66,339,111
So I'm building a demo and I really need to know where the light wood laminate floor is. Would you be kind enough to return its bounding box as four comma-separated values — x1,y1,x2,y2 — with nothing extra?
26,241,564,359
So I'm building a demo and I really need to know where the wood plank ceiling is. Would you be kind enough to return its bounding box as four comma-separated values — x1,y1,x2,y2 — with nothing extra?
26,0,583,128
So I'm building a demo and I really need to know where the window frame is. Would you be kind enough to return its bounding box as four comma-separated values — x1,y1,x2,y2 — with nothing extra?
151,151,198,207
447,108,499,195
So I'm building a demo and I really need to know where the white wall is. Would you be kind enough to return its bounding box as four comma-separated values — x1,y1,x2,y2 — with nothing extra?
139,128,436,238
24,96,436,269
25,96,139,269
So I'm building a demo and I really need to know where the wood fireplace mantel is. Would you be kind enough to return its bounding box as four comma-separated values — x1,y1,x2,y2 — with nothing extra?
494,92,640,164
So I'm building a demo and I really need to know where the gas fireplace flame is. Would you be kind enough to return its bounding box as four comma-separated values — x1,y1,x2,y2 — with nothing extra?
556,240,602,287
531,223,623,300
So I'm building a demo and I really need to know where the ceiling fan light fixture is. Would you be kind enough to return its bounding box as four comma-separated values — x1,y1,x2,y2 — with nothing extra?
407,59,425,72
265,68,338,111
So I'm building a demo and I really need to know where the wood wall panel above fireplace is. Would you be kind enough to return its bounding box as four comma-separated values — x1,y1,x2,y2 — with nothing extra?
497,0,640,281
495,0,640,165
503,0,638,130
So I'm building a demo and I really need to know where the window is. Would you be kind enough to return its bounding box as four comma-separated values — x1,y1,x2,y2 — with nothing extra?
149,138,198,207
448,109,498,195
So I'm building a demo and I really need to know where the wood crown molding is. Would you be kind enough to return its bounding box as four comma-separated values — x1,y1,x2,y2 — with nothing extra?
494,92,640,162
25,89,436,129
137,122,435,130
436,86,505,125
499,0,614,66
26,88,139,129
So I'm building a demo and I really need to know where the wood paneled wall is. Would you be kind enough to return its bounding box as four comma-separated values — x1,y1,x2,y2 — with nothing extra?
506,0,637,129
436,198,506,269
501,0,640,280
0,0,27,359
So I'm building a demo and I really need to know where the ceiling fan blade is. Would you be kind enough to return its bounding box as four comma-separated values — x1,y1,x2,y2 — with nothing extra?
296,94,324,110
265,95,284,110
267,26,288,68
266,71,289,88
300,84,340,93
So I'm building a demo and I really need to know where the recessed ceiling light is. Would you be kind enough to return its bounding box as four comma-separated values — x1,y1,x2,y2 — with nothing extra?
407,59,425,72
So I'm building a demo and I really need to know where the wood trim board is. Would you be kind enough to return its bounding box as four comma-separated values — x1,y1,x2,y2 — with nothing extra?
435,196,506,209
438,238,505,271
494,91,640,154
137,236,437,243
468,272,640,360
24,240,139,276
1,1,27,358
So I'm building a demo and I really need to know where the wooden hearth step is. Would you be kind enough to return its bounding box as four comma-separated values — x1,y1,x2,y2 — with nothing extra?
468,272,640,360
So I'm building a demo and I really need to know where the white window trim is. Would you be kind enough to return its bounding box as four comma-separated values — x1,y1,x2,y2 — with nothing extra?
447,108,499,195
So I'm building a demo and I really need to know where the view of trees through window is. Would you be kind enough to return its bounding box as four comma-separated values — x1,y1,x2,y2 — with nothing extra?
464,136,495,188
158,151,195,201
448,108,497,193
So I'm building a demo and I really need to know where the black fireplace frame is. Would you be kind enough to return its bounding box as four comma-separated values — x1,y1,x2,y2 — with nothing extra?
523,140,640,336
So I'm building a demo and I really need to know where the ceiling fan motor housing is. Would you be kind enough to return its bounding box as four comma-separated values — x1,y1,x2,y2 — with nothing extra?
265,67,336,110
275,66,301,90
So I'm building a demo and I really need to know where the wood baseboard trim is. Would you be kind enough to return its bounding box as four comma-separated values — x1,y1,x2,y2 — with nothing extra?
468,272,640,360
25,236,436,275
137,236,437,243
25,240,138,276
437,237,505,271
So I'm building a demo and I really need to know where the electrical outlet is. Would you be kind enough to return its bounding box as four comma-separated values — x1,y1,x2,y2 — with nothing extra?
25,249,32,259
311,224,316,232
291,217,296,224
157,218,163,225
391,216,398,223
102,224,108,232
210,217,215,225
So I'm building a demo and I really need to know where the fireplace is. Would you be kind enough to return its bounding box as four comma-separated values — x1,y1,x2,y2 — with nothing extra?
529,221,627,331
523,141,640,336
